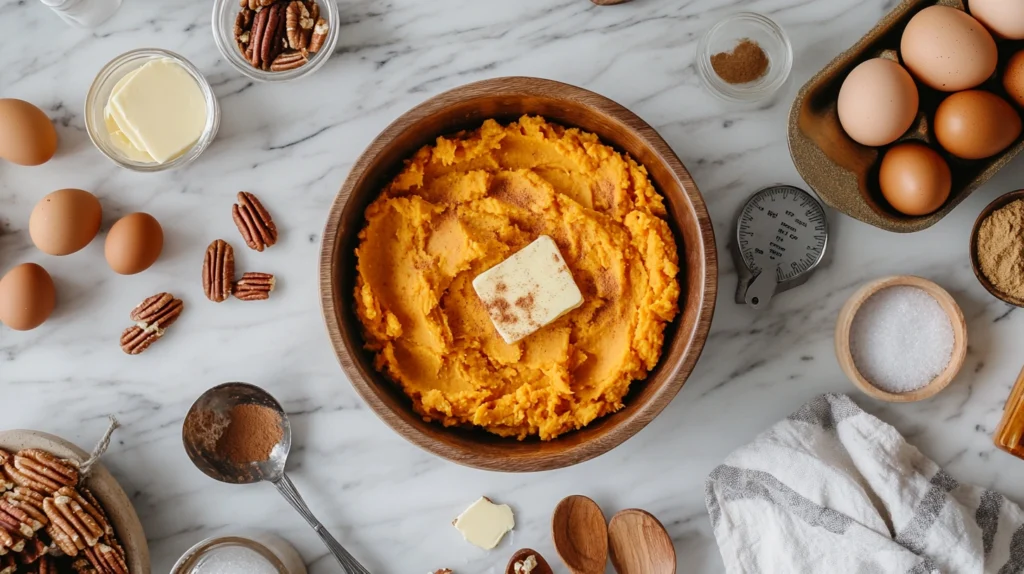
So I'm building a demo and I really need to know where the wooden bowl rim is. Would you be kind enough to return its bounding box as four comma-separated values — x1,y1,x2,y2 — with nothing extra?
970,189,1024,308
0,429,150,574
318,76,717,471
834,275,967,403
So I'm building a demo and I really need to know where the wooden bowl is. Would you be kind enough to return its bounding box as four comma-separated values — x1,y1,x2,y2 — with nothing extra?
970,190,1024,308
319,77,717,472
0,429,150,573
835,275,967,402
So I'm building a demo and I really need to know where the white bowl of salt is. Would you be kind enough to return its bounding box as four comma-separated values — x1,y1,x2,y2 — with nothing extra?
835,275,968,402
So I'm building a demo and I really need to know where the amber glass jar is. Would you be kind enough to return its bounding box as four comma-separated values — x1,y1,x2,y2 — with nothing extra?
995,366,1024,457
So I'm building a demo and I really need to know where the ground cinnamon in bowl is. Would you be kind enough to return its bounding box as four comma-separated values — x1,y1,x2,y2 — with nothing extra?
977,199,1024,303
710,39,769,84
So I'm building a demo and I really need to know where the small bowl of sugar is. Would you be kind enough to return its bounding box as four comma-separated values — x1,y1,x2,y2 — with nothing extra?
835,275,967,403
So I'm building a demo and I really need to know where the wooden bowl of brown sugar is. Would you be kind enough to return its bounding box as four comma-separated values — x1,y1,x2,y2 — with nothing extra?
319,77,718,472
971,189,1024,308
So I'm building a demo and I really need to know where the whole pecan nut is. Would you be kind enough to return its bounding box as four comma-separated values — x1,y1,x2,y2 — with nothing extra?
233,273,276,301
203,240,235,303
233,192,278,251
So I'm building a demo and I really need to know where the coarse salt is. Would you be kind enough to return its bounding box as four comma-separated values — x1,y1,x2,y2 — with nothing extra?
191,544,279,574
849,285,954,393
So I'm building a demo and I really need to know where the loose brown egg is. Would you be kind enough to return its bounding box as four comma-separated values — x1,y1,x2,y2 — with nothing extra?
970,0,1024,39
1004,50,1024,107
0,263,56,331
29,188,102,256
104,212,164,275
934,90,1022,160
837,58,919,147
878,142,952,216
901,6,997,92
0,99,58,166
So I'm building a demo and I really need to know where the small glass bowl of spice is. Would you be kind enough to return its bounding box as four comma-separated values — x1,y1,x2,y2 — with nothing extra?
697,12,793,103
212,0,339,82
835,275,967,402
971,190,1024,308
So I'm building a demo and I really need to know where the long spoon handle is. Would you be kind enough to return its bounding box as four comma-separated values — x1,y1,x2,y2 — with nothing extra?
274,473,371,574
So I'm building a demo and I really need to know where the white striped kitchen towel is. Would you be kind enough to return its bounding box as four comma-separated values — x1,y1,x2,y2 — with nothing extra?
706,393,1024,574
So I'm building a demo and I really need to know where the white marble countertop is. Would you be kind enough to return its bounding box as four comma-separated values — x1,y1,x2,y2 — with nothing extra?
2,0,1024,572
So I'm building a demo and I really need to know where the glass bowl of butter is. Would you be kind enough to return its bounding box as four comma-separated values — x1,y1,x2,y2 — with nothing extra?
85,48,220,172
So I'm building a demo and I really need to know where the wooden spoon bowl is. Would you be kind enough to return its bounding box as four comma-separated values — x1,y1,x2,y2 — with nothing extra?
319,77,717,472
506,549,555,574
608,509,676,574
552,495,608,574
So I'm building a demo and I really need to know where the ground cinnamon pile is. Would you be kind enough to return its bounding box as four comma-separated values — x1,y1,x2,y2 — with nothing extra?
710,38,769,84
215,403,284,464
977,199,1024,300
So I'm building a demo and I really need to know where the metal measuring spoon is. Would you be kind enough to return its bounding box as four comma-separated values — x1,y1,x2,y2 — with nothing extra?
183,382,370,574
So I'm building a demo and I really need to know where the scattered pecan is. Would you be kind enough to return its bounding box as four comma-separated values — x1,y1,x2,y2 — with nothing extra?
271,50,308,71
309,17,328,53
203,240,235,303
233,192,278,251
121,293,184,355
286,1,310,50
233,273,276,301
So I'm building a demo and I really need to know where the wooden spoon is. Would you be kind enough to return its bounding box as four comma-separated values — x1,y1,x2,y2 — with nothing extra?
505,549,555,574
552,495,608,574
607,509,676,574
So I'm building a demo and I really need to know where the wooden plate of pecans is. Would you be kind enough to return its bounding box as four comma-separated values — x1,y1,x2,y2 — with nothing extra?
0,430,149,574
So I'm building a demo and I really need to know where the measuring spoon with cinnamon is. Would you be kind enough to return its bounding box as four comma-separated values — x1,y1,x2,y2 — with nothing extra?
552,495,608,574
183,382,371,574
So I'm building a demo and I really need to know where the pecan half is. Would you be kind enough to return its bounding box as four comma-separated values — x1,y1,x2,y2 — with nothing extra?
59,488,111,538
0,554,13,574
249,5,270,68
245,0,275,8
309,17,328,53
234,8,253,49
0,527,24,555
43,493,103,552
18,537,47,565
203,240,235,303
233,192,278,251
71,558,97,574
233,273,276,301
271,50,308,71
130,293,184,330
260,2,286,71
5,451,78,496
286,1,310,50
0,498,43,536
85,542,128,574
46,523,77,557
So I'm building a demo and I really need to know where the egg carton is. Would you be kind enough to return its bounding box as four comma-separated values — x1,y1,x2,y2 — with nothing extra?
788,0,1024,233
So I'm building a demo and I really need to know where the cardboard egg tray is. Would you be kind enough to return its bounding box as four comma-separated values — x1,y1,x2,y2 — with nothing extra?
788,0,1024,233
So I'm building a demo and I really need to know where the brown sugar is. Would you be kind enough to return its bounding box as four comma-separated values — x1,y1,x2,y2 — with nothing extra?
710,39,770,85
977,199,1024,300
215,403,284,465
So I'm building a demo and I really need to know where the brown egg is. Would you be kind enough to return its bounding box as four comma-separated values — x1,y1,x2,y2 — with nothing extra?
934,91,1022,159
878,143,952,216
29,189,102,256
0,99,58,166
970,0,1024,40
1004,50,1024,107
837,58,919,147
105,212,164,275
0,263,56,331
901,6,997,92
